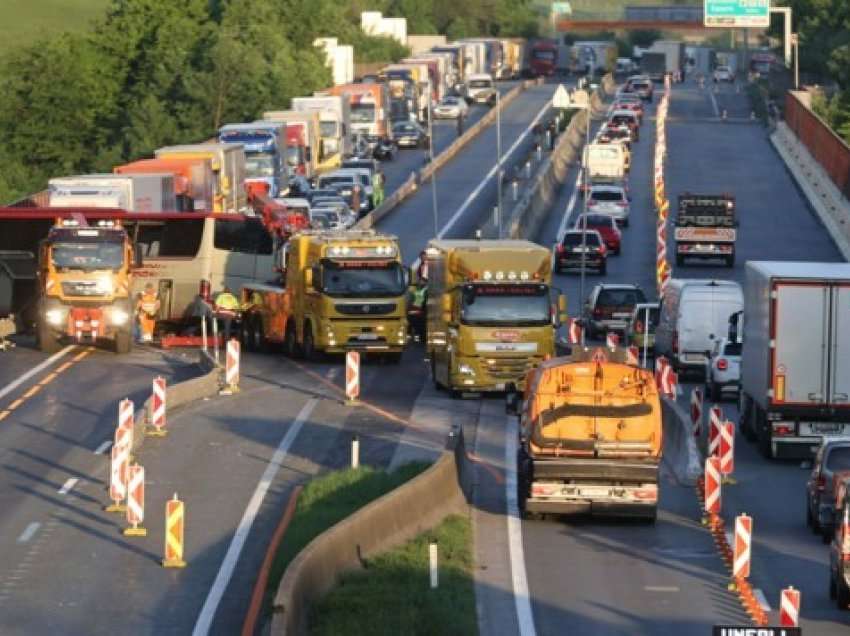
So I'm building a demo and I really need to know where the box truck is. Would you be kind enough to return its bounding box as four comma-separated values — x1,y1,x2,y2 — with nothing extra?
114,158,214,212
740,262,850,458
48,174,176,212
155,143,247,213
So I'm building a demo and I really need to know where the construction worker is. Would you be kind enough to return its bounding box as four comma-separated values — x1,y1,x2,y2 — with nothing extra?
407,279,427,343
137,284,160,343
213,286,240,342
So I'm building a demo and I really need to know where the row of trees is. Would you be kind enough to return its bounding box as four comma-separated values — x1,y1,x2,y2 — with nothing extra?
777,0,850,143
0,0,539,203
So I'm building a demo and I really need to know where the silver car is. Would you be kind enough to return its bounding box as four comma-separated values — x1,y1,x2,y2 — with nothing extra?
433,96,469,119
705,338,741,401
587,185,631,227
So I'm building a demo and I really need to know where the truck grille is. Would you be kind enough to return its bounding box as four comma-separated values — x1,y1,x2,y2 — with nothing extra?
335,303,396,316
61,281,108,297
484,357,536,380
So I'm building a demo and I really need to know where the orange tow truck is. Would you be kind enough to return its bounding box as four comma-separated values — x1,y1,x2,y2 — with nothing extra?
514,347,662,521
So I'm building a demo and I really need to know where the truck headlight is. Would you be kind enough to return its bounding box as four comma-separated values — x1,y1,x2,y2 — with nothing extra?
45,309,66,326
111,309,130,326
96,277,114,295
458,363,475,376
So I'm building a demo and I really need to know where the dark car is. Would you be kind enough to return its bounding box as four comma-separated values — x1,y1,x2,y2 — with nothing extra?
807,440,850,542
574,213,622,255
555,230,607,275
583,283,647,339
391,121,430,149
372,138,397,161
829,479,850,607
627,78,653,102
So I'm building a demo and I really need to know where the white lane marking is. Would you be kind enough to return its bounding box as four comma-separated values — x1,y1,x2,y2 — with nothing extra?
57,478,78,495
16,522,40,544
644,585,680,592
708,88,720,118
505,415,537,636
0,345,75,403
326,368,339,381
754,588,771,611
94,440,112,455
556,168,584,242
192,398,318,636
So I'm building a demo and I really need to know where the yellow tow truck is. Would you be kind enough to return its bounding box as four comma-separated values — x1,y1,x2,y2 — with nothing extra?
425,239,566,395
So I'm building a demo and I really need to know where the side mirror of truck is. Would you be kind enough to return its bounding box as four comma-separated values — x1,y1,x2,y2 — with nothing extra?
133,244,143,269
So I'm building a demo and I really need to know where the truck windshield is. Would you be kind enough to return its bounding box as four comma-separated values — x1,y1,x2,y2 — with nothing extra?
469,79,492,89
52,241,124,271
319,122,338,138
320,260,405,298
285,146,303,167
244,153,276,178
460,284,550,326
351,104,376,123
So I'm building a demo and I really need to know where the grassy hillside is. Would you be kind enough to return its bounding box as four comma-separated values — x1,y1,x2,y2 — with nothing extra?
0,0,108,56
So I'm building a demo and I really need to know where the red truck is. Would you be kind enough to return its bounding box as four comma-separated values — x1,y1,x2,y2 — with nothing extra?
530,41,558,77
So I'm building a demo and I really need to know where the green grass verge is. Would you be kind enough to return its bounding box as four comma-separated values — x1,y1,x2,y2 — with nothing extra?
266,463,427,613
0,0,108,57
310,514,476,636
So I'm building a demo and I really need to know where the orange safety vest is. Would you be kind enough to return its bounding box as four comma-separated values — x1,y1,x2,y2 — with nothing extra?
139,292,159,317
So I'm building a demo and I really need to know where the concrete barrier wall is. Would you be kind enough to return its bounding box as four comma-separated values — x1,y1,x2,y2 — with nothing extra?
130,350,221,455
271,434,470,636
356,80,536,231
508,74,617,240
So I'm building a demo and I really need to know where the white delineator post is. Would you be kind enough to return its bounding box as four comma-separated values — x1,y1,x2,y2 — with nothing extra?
429,542,439,589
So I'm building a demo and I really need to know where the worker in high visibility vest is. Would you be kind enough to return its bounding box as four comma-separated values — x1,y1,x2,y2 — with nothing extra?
213,287,240,342
136,283,160,343
407,280,427,343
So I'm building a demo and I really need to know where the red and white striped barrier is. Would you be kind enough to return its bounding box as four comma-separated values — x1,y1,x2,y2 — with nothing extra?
719,421,735,477
568,318,583,345
779,586,800,627
626,345,639,366
225,338,240,392
345,351,360,403
690,387,703,437
606,332,619,348
708,406,723,457
148,376,167,437
655,357,677,398
119,398,134,432
162,493,187,568
704,456,721,514
123,464,146,536
106,442,129,513
733,513,752,579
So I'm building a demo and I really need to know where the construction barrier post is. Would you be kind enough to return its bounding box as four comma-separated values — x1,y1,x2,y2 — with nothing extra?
690,387,703,437
345,351,360,405
104,441,129,513
779,586,800,627
704,456,721,515
720,421,736,483
626,345,639,366
162,493,187,568
123,464,147,536
708,406,723,457
732,513,752,581
606,332,619,348
221,338,240,395
146,376,167,437
568,318,583,345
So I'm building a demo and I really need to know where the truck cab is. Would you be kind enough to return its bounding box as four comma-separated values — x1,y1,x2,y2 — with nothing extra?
218,122,288,199
37,220,138,353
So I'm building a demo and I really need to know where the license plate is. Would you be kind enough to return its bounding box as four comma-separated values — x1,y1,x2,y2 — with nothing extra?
815,423,842,434
577,486,612,498
357,333,379,340
684,353,705,362
613,313,630,319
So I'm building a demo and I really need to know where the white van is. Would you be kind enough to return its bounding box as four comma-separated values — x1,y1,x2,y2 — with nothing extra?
466,73,496,103
654,279,743,374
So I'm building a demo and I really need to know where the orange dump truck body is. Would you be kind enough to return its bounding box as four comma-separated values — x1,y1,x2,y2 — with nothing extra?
518,348,662,520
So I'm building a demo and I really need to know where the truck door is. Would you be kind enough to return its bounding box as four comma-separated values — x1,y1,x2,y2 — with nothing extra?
773,283,829,405
829,285,850,406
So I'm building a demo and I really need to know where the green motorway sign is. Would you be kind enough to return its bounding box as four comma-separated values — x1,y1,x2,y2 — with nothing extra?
704,0,770,28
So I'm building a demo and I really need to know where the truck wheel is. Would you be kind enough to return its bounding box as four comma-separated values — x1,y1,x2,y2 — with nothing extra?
431,353,442,390
756,406,773,459
114,329,132,354
37,319,61,354
740,395,756,442
240,320,254,352
302,323,317,362
284,323,301,359
251,316,265,352
642,507,658,524
725,254,735,268
710,381,722,402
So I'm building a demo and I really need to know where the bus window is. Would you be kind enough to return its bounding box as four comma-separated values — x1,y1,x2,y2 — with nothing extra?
214,217,273,255
130,219,204,258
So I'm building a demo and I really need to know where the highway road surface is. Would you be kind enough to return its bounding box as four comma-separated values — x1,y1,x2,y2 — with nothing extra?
1,71,848,636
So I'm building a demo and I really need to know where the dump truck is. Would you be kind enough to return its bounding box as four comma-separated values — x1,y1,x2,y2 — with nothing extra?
674,193,737,267
155,143,247,213
740,262,850,459
239,230,408,361
36,219,140,353
48,174,176,212
425,239,566,395
514,347,662,520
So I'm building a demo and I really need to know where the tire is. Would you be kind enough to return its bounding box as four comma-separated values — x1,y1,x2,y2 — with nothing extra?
622,219,630,227
240,319,254,352
710,381,722,402
830,571,838,600
726,254,735,268
37,318,61,354
756,406,773,459
740,394,757,442
284,322,301,358
302,322,318,362
812,499,822,533
251,316,265,352
431,352,442,390
838,577,850,609
114,330,132,354
614,247,621,256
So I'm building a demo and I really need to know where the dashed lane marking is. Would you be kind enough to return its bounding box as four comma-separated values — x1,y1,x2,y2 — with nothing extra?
644,586,680,593
16,523,40,544
0,347,91,419
57,478,78,496
94,440,112,455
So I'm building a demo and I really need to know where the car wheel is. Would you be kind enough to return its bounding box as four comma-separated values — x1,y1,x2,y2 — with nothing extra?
812,500,822,533
710,381,722,402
